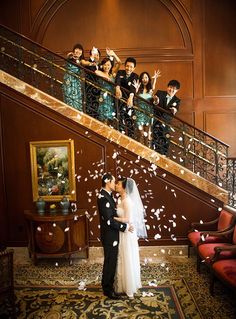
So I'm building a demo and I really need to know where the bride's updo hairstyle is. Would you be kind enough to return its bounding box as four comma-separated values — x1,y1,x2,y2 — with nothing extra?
117,177,134,193
117,177,127,190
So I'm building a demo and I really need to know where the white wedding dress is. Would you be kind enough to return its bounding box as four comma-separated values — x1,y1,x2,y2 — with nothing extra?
115,196,142,297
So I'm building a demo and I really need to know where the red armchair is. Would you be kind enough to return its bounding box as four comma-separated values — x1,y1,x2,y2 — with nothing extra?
188,208,235,257
197,224,236,273
210,245,236,295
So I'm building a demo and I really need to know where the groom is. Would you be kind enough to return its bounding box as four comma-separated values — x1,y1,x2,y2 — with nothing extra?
97,173,129,299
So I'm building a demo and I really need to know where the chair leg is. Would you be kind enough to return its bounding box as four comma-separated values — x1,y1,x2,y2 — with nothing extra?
10,290,17,319
188,244,191,258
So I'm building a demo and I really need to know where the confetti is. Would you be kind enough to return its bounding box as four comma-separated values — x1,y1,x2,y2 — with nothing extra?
154,234,161,240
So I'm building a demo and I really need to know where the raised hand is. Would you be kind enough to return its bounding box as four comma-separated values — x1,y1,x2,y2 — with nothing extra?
152,69,161,80
91,46,99,56
132,79,141,92
152,69,161,91
106,47,114,56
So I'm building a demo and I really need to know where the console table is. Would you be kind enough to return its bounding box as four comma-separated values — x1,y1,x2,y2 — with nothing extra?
24,209,89,265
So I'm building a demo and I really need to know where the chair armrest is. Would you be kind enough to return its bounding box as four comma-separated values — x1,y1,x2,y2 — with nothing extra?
189,217,219,231
197,228,233,244
211,245,236,263
202,226,234,238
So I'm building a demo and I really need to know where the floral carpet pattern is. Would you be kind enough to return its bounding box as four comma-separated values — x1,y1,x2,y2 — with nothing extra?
8,256,236,318
15,284,191,319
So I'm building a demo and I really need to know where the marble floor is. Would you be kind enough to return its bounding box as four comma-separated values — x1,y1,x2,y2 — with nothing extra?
12,245,190,266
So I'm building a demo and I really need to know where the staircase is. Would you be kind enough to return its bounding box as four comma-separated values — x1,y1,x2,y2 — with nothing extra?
0,24,235,246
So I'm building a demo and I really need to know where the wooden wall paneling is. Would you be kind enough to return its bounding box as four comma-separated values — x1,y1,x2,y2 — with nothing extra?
29,0,192,56
0,95,8,245
204,0,236,97
0,1,21,32
0,84,223,247
0,87,112,245
203,111,236,157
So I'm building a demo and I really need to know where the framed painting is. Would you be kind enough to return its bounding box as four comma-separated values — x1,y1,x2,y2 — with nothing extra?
30,140,76,201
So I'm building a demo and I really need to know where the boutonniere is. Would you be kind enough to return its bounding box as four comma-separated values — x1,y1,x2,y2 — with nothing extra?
172,102,177,106
128,81,131,86
120,76,124,78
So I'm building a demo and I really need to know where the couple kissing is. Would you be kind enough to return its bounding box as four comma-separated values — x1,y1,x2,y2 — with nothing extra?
97,173,147,299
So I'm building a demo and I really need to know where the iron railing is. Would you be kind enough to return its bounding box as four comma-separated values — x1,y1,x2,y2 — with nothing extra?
227,158,236,207
0,24,234,199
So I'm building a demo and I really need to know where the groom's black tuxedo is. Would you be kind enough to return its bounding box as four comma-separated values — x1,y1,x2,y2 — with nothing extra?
97,189,127,296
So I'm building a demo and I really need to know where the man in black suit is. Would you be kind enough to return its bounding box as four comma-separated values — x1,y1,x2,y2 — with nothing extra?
115,57,139,137
97,173,129,299
152,80,181,155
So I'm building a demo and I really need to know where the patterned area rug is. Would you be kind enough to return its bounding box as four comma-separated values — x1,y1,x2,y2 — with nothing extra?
8,257,236,318
14,283,194,319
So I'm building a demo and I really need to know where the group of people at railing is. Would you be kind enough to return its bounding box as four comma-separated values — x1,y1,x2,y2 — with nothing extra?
63,43,181,155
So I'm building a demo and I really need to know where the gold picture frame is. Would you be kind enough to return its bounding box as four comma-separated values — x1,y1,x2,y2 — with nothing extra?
30,140,76,202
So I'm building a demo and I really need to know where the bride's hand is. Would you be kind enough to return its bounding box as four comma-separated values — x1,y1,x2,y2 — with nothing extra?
128,224,134,233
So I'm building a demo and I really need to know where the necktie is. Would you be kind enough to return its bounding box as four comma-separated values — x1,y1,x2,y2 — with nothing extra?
166,95,172,105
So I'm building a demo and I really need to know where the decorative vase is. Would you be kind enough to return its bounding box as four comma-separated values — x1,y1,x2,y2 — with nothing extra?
60,196,70,215
36,197,46,215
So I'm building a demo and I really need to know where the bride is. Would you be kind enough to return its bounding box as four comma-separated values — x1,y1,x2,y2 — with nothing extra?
114,177,147,298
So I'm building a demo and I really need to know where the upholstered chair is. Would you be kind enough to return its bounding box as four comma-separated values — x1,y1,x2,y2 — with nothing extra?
197,224,236,273
210,245,236,295
187,209,235,257
0,248,16,318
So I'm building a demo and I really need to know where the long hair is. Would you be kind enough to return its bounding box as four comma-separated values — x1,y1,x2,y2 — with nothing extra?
71,43,85,60
99,57,114,75
138,72,152,94
117,177,128,190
